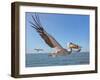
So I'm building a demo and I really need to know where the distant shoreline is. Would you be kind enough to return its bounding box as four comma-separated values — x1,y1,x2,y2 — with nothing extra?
26,52,89,54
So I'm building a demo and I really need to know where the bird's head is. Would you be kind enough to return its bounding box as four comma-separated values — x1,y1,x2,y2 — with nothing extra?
67,42,81,52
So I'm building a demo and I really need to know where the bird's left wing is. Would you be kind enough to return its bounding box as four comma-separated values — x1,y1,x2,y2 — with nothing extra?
29,14,63,49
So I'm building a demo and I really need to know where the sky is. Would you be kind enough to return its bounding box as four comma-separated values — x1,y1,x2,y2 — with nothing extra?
25,12,89,53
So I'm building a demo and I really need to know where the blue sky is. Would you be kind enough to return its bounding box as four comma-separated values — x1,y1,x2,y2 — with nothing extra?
25,12,89,53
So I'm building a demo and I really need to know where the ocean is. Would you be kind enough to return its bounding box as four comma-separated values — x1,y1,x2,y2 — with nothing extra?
25,52,89,67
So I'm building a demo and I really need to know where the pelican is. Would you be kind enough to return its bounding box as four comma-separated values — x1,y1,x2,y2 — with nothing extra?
34,48,43,52
29,13,81,57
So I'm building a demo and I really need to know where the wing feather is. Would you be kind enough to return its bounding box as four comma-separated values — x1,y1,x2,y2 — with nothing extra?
29,14,63,49
39,30,55,48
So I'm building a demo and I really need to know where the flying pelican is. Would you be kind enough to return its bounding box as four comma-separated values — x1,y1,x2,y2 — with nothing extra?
29,13,81,57
34,48,44,52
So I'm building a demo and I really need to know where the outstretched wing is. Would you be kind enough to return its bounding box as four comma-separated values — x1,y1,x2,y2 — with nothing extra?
29,13,63,49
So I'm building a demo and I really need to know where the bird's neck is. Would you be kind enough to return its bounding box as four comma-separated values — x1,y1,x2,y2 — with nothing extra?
69,48,72,53
66,47,72,53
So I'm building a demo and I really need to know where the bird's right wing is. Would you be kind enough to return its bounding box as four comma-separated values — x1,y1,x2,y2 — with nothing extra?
29,14,63,49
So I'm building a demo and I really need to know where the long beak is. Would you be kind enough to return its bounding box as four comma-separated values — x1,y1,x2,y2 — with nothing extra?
69,43,81,49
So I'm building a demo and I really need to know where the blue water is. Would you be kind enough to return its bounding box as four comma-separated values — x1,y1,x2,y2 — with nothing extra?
25,52,89,67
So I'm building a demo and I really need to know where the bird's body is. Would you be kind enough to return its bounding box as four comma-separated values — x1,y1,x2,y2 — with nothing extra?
29,14,81,57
